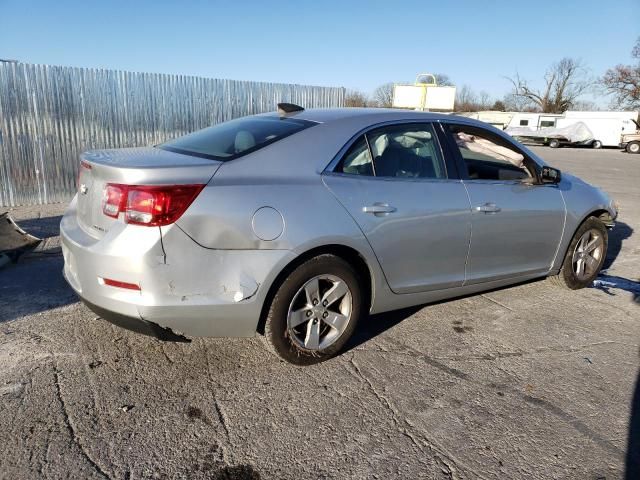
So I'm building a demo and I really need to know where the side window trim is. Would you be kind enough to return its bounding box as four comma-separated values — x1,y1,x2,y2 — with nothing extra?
439,120,542,184
327,120,451,181
363,133,377,177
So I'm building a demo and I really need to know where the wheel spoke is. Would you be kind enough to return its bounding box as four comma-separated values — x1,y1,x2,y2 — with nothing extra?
575,258,585,276
578,234,590,252
323,312,349,332
584,236,601,254
584,255,598,272
572,249,581,263
322,281,349,307
304,278,321,306
304,320,320,349
289,308,309,328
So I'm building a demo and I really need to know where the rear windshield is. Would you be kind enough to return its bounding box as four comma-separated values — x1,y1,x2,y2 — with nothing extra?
158,116,315,161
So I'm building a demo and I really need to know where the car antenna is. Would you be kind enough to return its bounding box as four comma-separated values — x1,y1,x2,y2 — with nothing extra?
277,103,304,116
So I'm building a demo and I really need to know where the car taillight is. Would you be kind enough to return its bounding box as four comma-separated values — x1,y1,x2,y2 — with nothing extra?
102,184,127,218
102,184,204,226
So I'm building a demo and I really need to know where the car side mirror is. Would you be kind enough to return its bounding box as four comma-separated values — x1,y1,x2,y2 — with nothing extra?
540,166,561,184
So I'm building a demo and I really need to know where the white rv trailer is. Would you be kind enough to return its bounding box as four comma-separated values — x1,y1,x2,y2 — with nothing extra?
506,113,563,131
504,110,639,148
560,111,639,148
456,111,515,130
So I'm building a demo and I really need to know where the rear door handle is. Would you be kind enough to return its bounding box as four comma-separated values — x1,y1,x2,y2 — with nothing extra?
474,203,501,213
363,203,397,215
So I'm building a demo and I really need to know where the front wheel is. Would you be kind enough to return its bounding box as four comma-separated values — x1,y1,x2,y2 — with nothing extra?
549,139,560,148
592,140,602,149
549,217,608,289
626,141,640,154
263,254,363,365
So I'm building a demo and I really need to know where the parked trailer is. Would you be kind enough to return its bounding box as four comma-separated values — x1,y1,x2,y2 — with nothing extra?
455,111,515,130
561,111,639,148
505,110,639,149
506,113,563,131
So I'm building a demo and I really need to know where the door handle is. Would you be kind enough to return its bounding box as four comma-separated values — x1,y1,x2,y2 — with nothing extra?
363,203,397,215
474,203,501,213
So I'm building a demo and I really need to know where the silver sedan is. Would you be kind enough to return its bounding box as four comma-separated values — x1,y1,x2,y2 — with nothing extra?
60,106,617,364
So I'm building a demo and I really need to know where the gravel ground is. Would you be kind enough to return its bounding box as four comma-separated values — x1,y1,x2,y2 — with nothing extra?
1,147,639,480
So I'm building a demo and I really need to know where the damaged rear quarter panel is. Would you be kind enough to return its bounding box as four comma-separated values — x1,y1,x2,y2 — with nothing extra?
145,224,296,337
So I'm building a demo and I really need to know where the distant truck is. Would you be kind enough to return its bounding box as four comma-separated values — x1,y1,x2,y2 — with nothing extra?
392,74,456,111
620,119,640,154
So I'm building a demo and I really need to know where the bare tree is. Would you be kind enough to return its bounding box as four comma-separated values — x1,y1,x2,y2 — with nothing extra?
602,37,640,109
491,100,506,111
455,85,479,112
433,73,454,86
508,58,591,113
372,82,394,107
344,90,369,107
571,99,601,111
478,91,492,110
502,93,537,112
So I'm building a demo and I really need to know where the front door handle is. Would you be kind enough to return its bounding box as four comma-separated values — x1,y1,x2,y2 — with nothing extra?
474,203,501,214
363,203,397,215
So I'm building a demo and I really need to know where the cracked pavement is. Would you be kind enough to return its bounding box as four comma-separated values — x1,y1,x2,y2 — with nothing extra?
1,147,639,479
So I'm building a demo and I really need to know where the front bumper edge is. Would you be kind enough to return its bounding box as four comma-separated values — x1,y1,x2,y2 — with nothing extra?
81,297,191,343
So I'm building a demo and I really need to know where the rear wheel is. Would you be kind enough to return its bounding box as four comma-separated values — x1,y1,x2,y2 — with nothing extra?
549,217,607,289
592,140,602,149
549,139,560,148
263,254,363,365
626,141,640,154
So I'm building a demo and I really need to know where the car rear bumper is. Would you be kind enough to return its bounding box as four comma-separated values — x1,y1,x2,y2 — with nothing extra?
80,297,190,342
61,196,294,338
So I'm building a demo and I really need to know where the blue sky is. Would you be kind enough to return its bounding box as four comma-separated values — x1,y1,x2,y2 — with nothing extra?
1,0,638,103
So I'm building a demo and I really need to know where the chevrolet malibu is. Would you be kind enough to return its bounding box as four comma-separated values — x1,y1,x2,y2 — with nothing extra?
61,105,617,364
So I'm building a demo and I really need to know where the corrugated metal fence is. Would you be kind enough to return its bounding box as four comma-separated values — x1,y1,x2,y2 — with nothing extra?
0,63,345,206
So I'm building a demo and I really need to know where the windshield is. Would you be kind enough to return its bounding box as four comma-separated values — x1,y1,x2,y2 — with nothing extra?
159,116,315,161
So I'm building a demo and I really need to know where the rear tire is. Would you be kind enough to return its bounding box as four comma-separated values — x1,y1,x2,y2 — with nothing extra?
263,254,363,365
549,217,608,290
549,139,560,148
626,141,640,154
592,140,602,149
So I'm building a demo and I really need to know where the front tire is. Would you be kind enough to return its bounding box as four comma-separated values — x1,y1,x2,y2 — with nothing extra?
549,217,608,289
263,254,363,365
626,141,640,154
592,140,602,149
549,139,560,148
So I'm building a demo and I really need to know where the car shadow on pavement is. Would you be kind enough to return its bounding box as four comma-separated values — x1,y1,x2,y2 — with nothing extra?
0,254,77,323
626,352,640,479
604,221,633,270
1,214,75,323
13,215,63,239
345,305,423,351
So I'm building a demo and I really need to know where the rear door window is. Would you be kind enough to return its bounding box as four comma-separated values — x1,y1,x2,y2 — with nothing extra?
335,123,447,179
159,116,315,161
367,124,446,179
339,136,374,176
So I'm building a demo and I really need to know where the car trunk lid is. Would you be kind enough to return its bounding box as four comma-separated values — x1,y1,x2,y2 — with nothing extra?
76,147,221,238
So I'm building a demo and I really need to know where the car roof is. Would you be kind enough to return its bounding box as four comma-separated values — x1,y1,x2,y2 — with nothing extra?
261,108,455,124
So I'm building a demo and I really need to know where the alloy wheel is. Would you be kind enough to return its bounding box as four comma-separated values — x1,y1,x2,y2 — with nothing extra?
287,274,353,351
572,229,604,281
